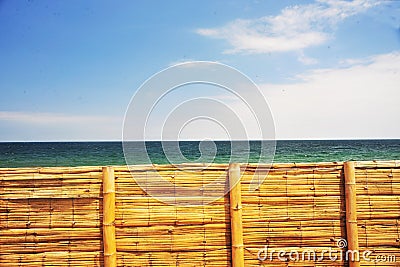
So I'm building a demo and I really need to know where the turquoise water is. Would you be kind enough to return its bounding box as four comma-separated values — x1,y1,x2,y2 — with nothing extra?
0,140,399,168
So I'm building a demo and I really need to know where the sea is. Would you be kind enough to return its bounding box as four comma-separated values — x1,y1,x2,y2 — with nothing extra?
0,140,399,168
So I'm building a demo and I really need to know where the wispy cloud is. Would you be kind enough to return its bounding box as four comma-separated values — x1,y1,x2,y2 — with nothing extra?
297,51,318,65
0,111,118,124
196,0,381,54
0,112,123,141
261,51,400,139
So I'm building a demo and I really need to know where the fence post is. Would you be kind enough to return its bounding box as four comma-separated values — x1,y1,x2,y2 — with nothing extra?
344,161,360,267
102,166,116,267
229,163,245,267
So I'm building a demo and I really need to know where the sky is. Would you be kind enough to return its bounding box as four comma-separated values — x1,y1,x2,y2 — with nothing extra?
0,0,399,141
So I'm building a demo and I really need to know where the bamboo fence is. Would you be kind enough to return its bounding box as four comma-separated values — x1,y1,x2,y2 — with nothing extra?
0,161,399,266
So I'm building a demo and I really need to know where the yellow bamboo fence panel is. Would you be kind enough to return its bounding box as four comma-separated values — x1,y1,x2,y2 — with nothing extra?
0,166,103,266
1,161,400,266
240,162,347,266
113,164,231,266
354,160,400,266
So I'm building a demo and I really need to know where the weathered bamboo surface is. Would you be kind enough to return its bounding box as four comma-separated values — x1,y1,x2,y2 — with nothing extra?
355,160,400,266
229,163,244,267
344,161,360,267
240,162,347,266
103,166,116,267
113,164,231,266
0,167,103,266
0,160,399,266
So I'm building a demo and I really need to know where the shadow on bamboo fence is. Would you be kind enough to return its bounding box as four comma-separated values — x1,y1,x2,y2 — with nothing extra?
0,161,399,266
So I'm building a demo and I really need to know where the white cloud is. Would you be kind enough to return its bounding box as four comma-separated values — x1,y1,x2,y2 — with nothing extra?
298,51,318,65
0,112,123,141
261,51,400,139
0,111,116,124
196,0,381,54
137,51,400,141
4,50,397,141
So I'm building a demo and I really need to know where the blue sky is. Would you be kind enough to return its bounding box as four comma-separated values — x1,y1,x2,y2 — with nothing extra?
0,0,399,141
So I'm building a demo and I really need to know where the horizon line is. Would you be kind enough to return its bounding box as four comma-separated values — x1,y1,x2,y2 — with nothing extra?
1,138,400,143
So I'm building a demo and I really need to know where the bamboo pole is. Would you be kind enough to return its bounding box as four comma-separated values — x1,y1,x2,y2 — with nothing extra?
103,167,116,267
344,161,360,267
229,163,244,267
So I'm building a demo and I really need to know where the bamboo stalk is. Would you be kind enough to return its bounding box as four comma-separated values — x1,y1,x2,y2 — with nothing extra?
103,167,116,267
344,161,360,267
229,163,244,267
